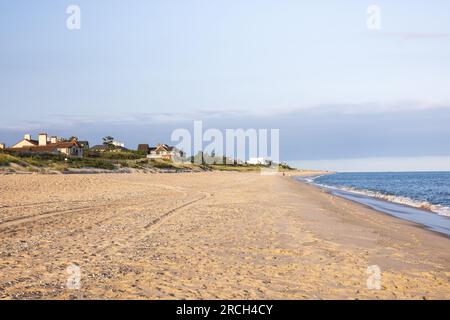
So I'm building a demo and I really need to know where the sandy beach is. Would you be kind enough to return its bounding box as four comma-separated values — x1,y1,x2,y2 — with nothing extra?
0,171,449,299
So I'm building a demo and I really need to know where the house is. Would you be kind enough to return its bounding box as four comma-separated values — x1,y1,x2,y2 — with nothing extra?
7,133,83,158
77,140,90,149
139,143,184,160
10,133,38,149
247,157,272,166
111,140,125,148
137,144,149,152
0,143,5,150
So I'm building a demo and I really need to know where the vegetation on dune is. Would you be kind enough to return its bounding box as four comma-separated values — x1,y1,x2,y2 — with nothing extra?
0,151,193,172
0,150,295,173
278,162,295,171
0,154,22,166
85,150,145,160
131,158,209,171
64,157,117,170
207,161,294,172
0,152,117,171
207,164,262,172
149,159,179,169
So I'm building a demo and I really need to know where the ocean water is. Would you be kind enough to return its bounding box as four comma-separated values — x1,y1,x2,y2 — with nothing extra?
299,172,450,237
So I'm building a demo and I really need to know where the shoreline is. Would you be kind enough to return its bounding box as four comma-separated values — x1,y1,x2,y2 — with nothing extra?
0,172,449,299
293,177,450,240
296,174,450,238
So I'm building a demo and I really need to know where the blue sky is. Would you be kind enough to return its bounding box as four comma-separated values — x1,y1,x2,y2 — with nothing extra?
1,1,450,171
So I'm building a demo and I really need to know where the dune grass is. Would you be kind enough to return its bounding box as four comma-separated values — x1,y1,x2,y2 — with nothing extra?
0,154,21,166
1,151,294,173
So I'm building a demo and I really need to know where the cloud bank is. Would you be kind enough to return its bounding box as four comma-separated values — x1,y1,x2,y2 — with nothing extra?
1,102,450,166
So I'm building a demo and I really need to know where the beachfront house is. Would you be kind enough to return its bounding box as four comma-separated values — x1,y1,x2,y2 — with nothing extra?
138,143,184,161
7,133,84,158
77,140,90,149
111,140,125,148
247,157,272,166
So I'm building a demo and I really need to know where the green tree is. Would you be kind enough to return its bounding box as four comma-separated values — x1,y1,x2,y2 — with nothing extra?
102,136,114,147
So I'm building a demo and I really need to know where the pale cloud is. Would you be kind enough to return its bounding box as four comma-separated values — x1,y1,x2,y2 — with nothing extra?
1,101,450,131
304,101,450,115
380,31,450,40
289,156,450,173
1,101,449,171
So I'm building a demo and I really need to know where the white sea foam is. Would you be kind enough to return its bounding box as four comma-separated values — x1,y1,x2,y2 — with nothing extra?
302,174,326,183
313,183,450,217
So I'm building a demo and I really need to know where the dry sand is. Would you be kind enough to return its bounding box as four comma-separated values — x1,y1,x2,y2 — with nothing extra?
0,171,449,299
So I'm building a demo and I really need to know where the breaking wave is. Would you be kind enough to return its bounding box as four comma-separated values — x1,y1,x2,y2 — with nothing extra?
312,182,450,218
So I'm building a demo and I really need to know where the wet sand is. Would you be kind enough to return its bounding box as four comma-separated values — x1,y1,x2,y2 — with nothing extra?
0,172,449,299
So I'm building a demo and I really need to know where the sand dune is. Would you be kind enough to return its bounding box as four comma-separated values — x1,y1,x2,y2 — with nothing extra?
0,172,449,299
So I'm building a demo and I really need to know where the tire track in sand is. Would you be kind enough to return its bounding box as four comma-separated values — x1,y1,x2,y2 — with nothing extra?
0,204,111,231
0,183,191,232
94,192,211,254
